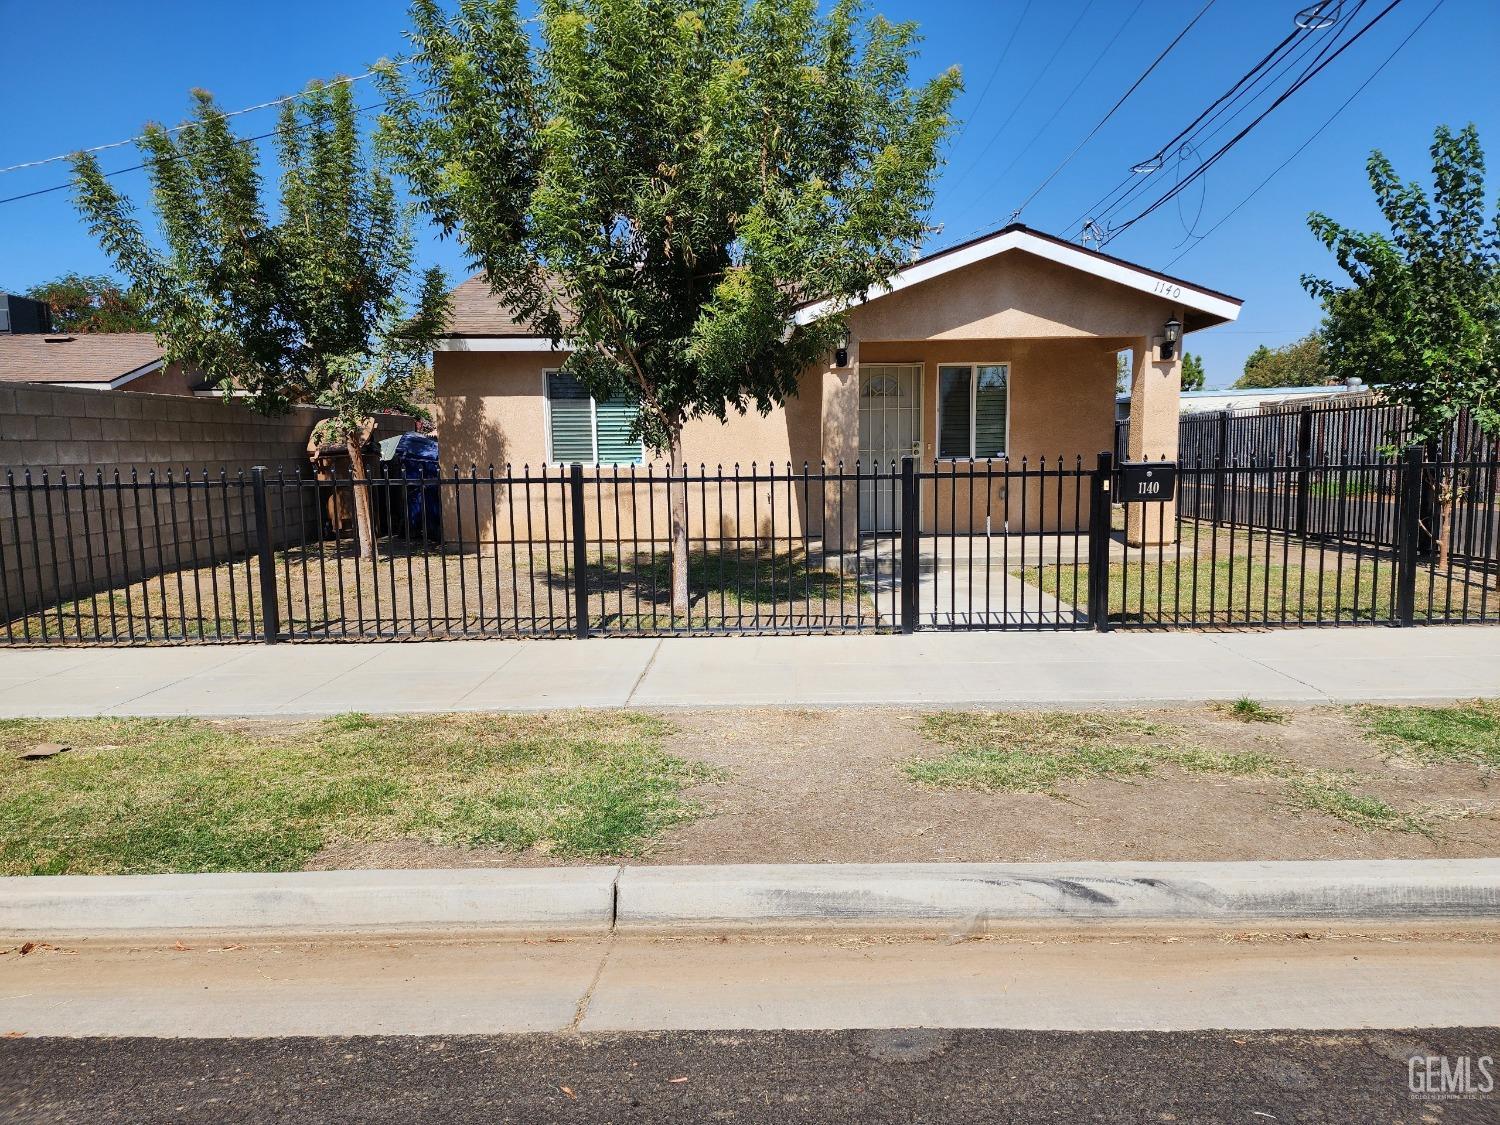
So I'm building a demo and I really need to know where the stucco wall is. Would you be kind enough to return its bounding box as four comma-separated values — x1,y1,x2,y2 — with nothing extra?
848,250,1178,342
844,338,1119,533
433,350,832,543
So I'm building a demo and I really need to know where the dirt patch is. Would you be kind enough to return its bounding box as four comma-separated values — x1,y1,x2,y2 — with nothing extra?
639,704,1500,864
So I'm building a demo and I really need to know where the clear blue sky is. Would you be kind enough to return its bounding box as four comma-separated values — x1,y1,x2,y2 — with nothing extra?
1,0,1494,387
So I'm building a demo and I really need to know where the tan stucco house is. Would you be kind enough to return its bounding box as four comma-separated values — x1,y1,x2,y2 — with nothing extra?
432,224,1241,543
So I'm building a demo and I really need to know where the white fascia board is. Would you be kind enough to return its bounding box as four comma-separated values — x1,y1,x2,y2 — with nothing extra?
434,336,570,353
792,229,1242,326
50,358,165,391
108,358,165,387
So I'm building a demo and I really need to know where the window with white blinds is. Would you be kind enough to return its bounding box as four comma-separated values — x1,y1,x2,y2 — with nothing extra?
545,371,644,465
936,363,1008,459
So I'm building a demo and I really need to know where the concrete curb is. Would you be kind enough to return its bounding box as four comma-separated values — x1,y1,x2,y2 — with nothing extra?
614,860,1500,931
4,860,1499,941
0,868,619,939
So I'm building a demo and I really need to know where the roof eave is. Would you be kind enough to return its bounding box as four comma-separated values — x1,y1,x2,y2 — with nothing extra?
792,225,1242,329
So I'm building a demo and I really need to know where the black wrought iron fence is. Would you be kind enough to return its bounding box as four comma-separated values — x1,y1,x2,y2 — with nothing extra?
2,451,1496,645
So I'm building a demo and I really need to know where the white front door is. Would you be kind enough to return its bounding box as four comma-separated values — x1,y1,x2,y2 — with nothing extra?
857,364,922,533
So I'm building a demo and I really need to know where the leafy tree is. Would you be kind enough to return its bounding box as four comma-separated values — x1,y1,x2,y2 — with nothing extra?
71,80,448,559
1180,351,1206,392
1233,333,1327,389
1303,123,1499,567
1115,350,1130,394
25,273,155,333
379,0,961,616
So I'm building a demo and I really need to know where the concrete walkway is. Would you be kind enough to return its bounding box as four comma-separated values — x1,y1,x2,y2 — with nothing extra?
0,626,1495,717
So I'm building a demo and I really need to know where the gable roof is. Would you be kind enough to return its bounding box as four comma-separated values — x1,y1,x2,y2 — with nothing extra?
0,332,165,387
793,224,1241,329
435,222,1243,349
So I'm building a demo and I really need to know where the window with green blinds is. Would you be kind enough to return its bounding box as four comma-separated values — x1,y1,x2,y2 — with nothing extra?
936,363,1009,459
974,364,1008,458
595,396,641,465
546,371,644,465
938,366,971,459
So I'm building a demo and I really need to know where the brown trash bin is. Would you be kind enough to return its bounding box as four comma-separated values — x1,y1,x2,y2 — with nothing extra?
307,431,378,540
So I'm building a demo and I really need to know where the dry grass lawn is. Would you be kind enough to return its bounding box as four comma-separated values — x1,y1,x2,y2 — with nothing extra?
1,701,1496,875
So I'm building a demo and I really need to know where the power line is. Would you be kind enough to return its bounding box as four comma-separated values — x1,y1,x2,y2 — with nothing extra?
1009,0,1220,218
947,0,1037,146
0,66,399,177
1067,0,1364,239
1103,0,1409,243
0,102,390,208
1126,0,1339,178
943,0,1101,196
943,0,1147,231
1166,0,1444,268
1095,0,1382,237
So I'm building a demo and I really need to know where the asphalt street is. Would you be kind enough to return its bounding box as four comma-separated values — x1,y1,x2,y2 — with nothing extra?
3,1028,1497,1124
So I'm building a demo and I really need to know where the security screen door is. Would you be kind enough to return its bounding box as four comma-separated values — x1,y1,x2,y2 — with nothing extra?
857,364,922,532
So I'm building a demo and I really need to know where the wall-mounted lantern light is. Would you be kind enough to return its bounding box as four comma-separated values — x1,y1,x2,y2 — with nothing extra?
834,330,850,369
1161,317,1182,361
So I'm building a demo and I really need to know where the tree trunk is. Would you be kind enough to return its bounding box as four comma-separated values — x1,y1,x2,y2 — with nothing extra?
346,434,376,561
668,428,690,619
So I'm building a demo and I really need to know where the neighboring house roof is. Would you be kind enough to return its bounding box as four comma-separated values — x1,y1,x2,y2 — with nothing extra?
0,332,164,388
446,275,541,338
1115,383,1370,414
435,222,1244,350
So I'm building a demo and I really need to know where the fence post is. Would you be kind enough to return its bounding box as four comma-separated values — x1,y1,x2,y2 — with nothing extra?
1394,447,1423,627
1211,410,1229,525
1088,451,1114,632
569,463,590,639
250,466,280,644
1294,404,1313,538
899,455,919,634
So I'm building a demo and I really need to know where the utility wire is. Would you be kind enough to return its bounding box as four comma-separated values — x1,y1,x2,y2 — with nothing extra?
943,0,1147,231
0,102,390,208
1166,0,1444,267
947,0,1037,146
0,66,399,177
943,0,1100,196
1128,0,1340,177
1082,0,1365,237
1067,0,1364,238
1104,0,1409,242
1010,0,1219,217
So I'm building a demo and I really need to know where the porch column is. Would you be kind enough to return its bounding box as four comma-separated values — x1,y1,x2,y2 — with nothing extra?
1125,330,1181,547
820,332,859,552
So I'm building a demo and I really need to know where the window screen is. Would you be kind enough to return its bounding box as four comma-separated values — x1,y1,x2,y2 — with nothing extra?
974,365,1008,458
937,366,972,459
937,364,1009,459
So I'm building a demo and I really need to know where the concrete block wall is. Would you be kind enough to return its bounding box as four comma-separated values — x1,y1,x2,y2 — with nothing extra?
0,383,413,613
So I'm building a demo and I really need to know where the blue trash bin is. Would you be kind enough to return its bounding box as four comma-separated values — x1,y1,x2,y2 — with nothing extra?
390,431,442,543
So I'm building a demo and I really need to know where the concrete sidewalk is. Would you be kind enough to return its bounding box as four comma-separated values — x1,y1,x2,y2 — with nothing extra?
0,626,1495,717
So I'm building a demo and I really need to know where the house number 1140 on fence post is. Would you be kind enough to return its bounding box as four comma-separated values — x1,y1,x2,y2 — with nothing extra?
1118,462,1177,503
